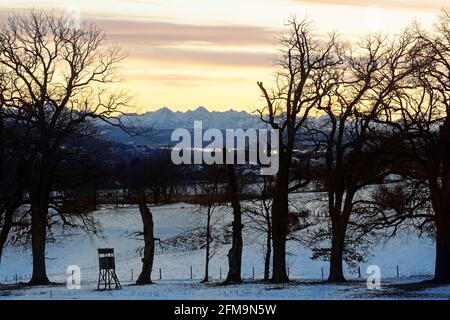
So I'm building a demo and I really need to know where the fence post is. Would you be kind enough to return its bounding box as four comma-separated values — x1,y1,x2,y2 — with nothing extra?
219,267,222,279
396,265,399,278
159,268,162,280
131,268,133,281
358,266,361,278
321,267,324,280
190,266,193,280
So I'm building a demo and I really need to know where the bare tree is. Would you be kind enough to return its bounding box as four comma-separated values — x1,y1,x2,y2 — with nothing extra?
418,10,450,282
257,17,341,283
197,169,224,283
242,177,273,281
0,10,130,285
374,11,450,282
309,30,422,282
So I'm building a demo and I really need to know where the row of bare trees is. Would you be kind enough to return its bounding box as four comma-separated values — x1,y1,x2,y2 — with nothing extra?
2,8,450,287
116,9,450,286
257,11,450,283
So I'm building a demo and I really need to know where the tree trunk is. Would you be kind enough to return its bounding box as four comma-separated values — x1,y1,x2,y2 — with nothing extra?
202,206,212,283
433,210,450,282
136,198,155,285
0,205,16,270
225,164,243,284
29,203,50,285
271,163,289,283
328,221,346,282
264,228,271,281
432,119,450,282
0,117,13,273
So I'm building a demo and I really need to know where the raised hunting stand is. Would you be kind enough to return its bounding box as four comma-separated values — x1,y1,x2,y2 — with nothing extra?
97,248,121,290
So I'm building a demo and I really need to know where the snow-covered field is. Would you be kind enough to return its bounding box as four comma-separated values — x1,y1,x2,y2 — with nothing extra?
0,198,449,300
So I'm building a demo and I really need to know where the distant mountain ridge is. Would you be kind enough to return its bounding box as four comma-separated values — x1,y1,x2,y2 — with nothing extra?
98,107,266,147
98,107,334,148
120,106,265,129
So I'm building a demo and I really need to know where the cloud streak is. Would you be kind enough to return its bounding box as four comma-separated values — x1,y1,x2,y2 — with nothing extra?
130,46,275,68
296,0,448,11
95,19,279,47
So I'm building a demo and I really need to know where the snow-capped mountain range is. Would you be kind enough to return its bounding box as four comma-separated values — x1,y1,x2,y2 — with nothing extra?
120,106,264,129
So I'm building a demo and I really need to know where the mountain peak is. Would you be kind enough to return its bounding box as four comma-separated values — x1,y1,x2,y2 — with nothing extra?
157,106,173,113
190,106,209,114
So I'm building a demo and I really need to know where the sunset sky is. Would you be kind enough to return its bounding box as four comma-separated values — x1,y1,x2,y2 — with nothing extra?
0,0,446,113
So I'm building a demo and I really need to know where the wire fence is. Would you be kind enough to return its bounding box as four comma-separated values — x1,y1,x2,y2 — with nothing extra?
1,264,432,286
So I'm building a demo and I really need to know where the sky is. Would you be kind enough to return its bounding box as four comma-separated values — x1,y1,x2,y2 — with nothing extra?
0,0,446,113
